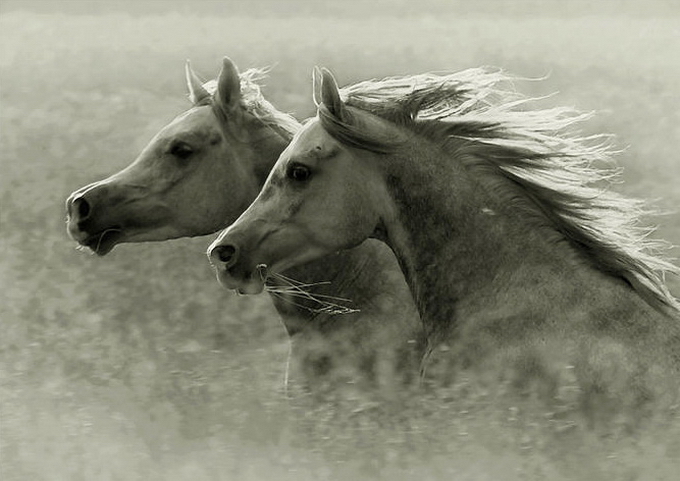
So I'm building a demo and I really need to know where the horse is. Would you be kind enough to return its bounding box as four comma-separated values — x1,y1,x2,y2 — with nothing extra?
208,67,680,424
65,58,424,393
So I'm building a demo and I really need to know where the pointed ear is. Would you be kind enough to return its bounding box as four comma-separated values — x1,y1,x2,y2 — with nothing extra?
319,67,344,118
312,66,323,107
216,56,241,112
185,60,210,105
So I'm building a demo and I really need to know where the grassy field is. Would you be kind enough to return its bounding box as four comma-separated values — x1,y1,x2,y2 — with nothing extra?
2,2,680,480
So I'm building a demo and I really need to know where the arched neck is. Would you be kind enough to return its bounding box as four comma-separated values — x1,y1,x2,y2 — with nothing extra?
374,143,624,342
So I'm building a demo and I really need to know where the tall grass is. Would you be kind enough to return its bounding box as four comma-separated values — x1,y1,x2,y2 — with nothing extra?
1,7,679,480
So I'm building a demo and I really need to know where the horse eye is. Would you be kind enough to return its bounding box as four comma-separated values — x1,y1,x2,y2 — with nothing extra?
287,163,311,182
170,142,194,160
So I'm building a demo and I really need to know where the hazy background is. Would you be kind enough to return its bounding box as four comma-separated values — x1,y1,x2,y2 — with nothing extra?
1,1,680,480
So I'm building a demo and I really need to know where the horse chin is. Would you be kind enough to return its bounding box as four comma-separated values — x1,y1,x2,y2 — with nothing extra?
215,267,266,295
235,281,266,295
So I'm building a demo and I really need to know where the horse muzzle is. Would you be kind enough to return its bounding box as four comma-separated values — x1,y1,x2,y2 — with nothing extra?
208,241,268,294
65,187,126,255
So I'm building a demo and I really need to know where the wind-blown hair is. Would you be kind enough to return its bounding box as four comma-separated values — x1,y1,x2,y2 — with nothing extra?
201,68,300,139
317,68,680,313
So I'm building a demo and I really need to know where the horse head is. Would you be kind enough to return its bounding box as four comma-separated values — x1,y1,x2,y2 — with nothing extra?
66,58,289,255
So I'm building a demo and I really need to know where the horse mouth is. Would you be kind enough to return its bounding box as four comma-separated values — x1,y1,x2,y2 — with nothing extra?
214,264,268,295
81,228,123,256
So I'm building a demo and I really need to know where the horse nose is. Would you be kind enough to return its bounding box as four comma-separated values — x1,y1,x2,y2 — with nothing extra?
67,193,92,223
210,243,239,269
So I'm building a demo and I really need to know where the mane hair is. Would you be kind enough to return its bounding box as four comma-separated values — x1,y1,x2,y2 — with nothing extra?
318,68,680,313
201,67,300,140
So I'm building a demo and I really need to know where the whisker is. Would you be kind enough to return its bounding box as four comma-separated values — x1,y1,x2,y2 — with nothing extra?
271,273,350,295
275,296,359,315
267,290,317,312
266,272,360,315
276,281,332,289
267,281,355,303
271,273,333,289
269,272,303,284
271,272,334,287
296,292,354,302
268,287,355,304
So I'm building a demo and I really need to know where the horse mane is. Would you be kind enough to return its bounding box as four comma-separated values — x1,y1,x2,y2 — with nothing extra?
201,67,300,140
318,68,680,313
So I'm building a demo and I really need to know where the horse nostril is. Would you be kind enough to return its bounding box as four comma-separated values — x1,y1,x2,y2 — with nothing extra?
213,244,238,268
72,196,91,221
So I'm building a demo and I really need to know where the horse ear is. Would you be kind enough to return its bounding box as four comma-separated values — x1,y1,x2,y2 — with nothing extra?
319,68,344,118
185,60,210,105
216,56,242,112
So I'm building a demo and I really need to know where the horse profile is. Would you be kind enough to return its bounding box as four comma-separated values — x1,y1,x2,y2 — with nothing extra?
65,58,423,391
209,67,680,421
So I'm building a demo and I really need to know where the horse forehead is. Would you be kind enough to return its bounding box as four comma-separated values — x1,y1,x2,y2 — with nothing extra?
291,119,336,154
163,106,220,139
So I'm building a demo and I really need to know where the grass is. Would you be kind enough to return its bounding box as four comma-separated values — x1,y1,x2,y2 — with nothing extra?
1,4,680,480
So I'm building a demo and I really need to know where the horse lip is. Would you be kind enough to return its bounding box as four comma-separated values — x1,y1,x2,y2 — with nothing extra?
82,227,123,256
235,283,265,295
215,266,266,294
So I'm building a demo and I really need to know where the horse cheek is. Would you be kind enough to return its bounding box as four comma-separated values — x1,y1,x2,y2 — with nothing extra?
337,193,378,248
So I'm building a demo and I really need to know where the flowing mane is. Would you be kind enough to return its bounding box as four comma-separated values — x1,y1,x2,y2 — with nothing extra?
317,68,680,313
200,67,300,139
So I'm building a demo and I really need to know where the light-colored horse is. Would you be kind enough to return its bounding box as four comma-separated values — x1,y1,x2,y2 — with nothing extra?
209,67,680,423
66,58,423,391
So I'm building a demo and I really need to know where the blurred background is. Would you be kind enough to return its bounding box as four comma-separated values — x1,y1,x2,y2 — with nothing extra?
1,1,679,480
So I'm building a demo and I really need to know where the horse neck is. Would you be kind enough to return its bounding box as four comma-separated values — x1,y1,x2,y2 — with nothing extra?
375,136,653,342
